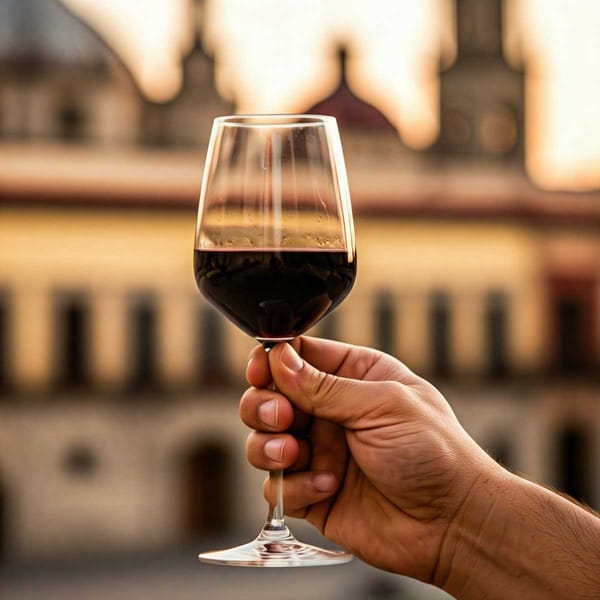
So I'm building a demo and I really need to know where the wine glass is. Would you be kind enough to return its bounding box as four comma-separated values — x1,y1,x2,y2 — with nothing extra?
193,115,356,566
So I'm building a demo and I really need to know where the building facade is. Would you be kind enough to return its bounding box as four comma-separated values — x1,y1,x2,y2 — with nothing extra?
0,0,599,562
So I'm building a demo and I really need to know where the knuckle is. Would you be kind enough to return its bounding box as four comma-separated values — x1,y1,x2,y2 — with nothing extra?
310,370,339,402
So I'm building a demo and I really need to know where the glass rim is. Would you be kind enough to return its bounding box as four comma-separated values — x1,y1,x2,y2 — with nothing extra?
213,114,337,128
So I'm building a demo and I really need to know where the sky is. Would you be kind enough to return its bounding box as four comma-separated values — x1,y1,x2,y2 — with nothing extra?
63,0,600,192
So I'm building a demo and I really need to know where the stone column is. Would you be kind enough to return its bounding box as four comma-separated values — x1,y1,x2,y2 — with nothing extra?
396,291,428,375
158,292,195,387
452,292,485,376
512,285,546,374
92,290,127,390
338,291,372,348
13,289,51,392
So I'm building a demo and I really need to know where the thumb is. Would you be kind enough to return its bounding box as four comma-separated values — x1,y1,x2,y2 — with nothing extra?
268,343,406,429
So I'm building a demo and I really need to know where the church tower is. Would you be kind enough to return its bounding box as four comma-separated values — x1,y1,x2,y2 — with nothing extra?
140,0,233,148
437,0,524,166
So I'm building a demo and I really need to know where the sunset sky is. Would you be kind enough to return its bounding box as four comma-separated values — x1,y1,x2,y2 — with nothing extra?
63,0,600,191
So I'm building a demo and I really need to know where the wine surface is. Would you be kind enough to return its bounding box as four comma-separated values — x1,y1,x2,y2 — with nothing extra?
194,249,356,341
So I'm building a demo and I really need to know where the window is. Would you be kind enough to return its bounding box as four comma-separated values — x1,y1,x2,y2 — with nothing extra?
557,425,592,507
549,278,595,374
374,291,396,355
556,299,585,372
198,306,227,386
430,291,451,376
129,297,158,390
56,294,90,388
485,291,508,377
57,97,85,141
63,444,99,479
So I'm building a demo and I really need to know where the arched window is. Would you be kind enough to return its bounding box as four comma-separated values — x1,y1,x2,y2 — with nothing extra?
181,441,232,538
556,424,593,507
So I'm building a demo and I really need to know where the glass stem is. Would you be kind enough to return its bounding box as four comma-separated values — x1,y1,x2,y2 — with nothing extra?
266,469,285,530
263,342,287,532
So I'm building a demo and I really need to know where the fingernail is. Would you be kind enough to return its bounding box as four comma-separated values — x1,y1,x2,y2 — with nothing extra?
264,439,285,462
312,472,335,493
281,344,303,372
258,399,279,428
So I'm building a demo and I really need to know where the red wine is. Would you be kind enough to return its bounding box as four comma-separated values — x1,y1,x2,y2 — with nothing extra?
194,249,356,342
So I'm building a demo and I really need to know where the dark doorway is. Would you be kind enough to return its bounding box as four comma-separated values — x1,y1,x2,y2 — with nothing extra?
557,424,593,507
182,442,232,538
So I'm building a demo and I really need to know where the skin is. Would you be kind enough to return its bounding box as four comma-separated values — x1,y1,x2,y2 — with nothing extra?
241,336,497,581
240,337,600,598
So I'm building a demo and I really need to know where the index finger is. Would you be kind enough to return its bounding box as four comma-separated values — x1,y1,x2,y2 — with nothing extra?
246,345,271,388
246,339,302,389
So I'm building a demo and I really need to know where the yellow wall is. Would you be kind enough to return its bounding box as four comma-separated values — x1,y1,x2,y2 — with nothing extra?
1,206,553,390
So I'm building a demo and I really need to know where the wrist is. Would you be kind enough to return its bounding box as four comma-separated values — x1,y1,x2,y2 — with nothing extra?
432,453,509,595
435,461,600,599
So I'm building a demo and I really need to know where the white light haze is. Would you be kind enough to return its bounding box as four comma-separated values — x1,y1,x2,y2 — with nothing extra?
64,0,600,190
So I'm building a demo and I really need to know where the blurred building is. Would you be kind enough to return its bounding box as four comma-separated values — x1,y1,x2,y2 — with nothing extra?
0,0,599,565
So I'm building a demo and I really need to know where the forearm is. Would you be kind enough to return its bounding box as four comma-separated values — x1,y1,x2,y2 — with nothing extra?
436,466,600,599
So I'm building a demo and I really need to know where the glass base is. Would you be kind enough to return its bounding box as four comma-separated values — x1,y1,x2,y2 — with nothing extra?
198,525,352,567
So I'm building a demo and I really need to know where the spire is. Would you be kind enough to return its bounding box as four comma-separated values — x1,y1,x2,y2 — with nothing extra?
337,46,348,84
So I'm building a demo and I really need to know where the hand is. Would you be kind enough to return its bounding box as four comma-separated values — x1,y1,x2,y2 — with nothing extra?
240,337,501,582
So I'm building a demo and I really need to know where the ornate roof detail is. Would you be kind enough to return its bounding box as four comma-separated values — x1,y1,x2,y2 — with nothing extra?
307,45,396,132
0,0,109,70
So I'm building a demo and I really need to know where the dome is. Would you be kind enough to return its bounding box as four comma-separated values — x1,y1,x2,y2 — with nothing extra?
0,0,108,68
307,46,396,131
